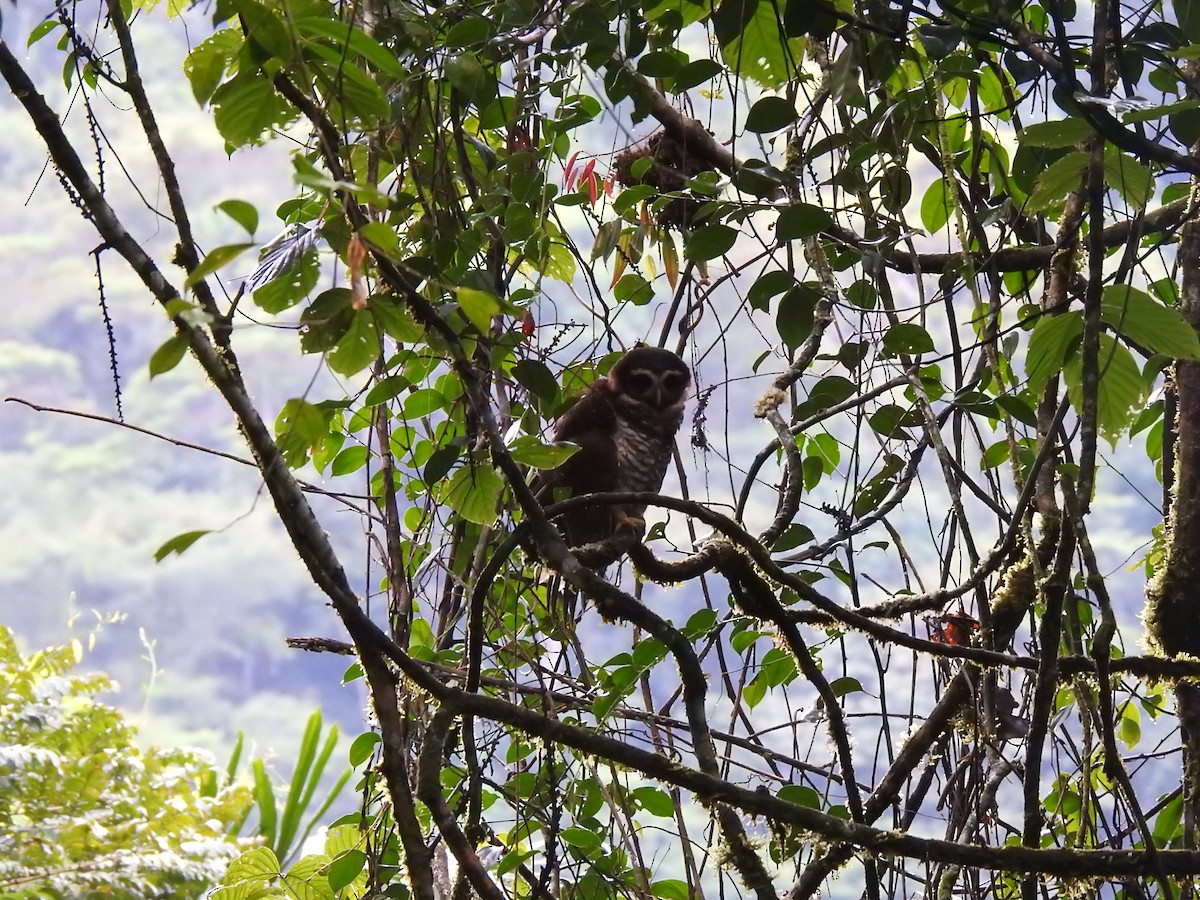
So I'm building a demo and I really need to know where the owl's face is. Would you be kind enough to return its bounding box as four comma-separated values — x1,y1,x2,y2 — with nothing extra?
608,347,692,411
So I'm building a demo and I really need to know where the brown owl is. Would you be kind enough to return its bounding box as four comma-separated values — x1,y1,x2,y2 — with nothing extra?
536,347,693,553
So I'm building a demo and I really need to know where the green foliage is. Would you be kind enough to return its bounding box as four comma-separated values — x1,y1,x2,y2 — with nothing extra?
16,0,1200,895
0,626,252,899
240,711,352,867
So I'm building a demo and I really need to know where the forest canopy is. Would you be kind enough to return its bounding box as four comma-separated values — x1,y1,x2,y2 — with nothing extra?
8,0,1200,897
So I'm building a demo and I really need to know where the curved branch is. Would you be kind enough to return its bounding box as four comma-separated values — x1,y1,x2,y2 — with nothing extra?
823,199,1187,275
353,617,1200,880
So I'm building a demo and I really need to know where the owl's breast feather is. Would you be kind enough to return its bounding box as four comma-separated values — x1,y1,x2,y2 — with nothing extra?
613,413,681,494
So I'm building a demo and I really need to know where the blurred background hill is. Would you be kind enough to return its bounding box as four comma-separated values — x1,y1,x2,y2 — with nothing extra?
0,6,368,760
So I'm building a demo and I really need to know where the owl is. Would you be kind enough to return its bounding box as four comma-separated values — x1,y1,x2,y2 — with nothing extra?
537,346,693,554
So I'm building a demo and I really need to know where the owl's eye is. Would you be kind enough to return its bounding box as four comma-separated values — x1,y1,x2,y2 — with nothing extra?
662,373,684,390
627,373,654,393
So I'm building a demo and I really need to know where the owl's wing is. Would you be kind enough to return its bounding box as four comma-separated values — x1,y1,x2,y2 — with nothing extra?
535,384,620,546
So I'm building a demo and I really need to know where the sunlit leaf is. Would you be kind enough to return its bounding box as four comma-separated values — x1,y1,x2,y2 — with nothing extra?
184,242,255,287
148,333,189,378
1102,285,1200,360
1026,311,1083,393
217,199,259,235
1063,332,1145,446
920,179,952,233
1027,150,1090,211
1019,118,1095,148
440,464,503,524
508,436,581,469
327,849,367,893
153,530,212,562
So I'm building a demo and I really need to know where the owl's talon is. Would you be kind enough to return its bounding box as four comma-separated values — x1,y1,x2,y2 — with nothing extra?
615,513,645,532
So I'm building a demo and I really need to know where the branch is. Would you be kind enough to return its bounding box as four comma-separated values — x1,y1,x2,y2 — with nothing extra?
5,397,369,503
823,199,1187,275
355,616,1200,880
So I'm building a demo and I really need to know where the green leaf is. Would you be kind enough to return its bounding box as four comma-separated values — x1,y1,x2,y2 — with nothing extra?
829,676,863,697
328,312,381,377
772,522,814,551
683,608,719,639
218,199,259,235
716,0,805,88
797,375,857,416
1116,701,1141,750
276,398,337,468
281,854,334,900
744,673,768,707
224,846,282,885
348,732,380,768
232,0,293,61
761,647,797,686
1102,285,1200,360
331,446,368,476
445,53,497,105
778,784,821,808
883,322,935,355
777,285,816,350
1063,333,1145,446
632,786,676,817
185,242,255,287
184,27,241,105
254,249,320,314
614,272,654,305
457,287,502,333
405,388,447,418
440,464,503,525
920,179,952,233
363,375,411,406
323,825,363,859
153,529,211,562
674,58,724,91
1103,148,1153,210
212,71,293,147
748,269,795,311
685,224,738,261
292,17,407,79
27,19,61,47
251,760,279,848
560,826,604,850
745,96,798,132
508,436,581,469
1026,311,1083,393
1019,118,1095,148
424,444,464,485
326,849,366,893
148,333,189,378
996,394,1038,427
358,222,399,259
1027,150,1089,211
652,879,692,900
276,712,329,861
512,359,560,402
869,404,919,440
310,57,388,124
1175,0,1200,43
1122,98,1200,124
638,50,684,78
776,203,833,240
982,439,1010,469
1153,792,1184,847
